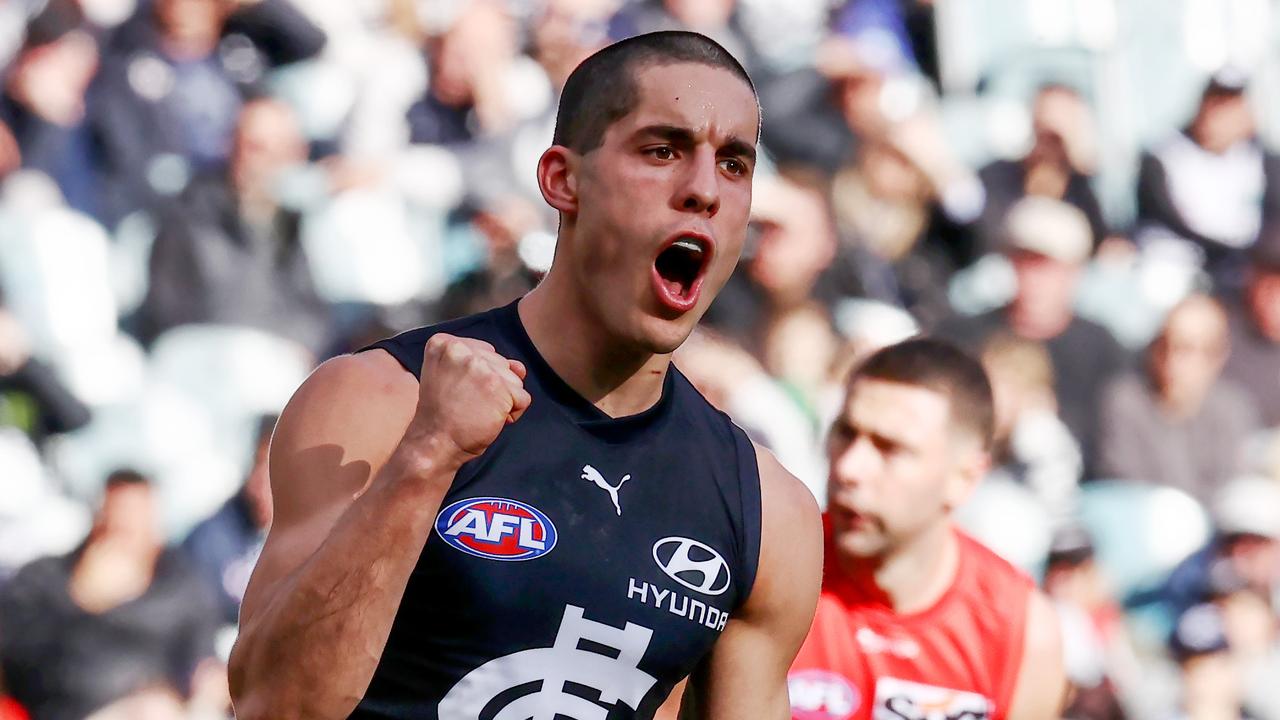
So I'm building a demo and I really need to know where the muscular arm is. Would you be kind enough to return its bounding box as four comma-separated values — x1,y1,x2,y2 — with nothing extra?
678,445,823,719
228,338,528,720
1006,591,1066,720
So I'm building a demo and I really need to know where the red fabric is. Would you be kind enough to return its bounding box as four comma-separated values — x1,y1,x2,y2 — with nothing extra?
0,697,30,720
789,518,1034,720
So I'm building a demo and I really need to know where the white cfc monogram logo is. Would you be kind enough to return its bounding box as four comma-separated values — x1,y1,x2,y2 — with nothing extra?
438,604,658,719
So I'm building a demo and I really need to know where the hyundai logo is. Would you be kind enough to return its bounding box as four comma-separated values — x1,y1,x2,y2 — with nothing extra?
651,537,731,596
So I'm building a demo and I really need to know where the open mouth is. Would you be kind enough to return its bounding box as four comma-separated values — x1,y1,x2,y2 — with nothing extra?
652,235,712,311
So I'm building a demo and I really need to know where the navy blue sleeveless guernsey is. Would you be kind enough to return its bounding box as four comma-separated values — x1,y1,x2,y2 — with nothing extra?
350,299,763,720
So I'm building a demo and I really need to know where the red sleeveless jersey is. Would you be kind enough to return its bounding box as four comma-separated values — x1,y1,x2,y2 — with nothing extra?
789,519,1034,720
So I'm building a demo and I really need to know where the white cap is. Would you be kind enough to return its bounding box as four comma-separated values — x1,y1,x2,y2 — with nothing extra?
1003,196,1092,265
1213,475,1280,540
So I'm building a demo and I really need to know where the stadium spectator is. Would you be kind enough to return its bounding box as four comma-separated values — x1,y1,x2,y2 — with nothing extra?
937,196,1128,476
0,470,221,720
0,306,90,450
89,0,325,226
136,97,330,354
406,0,541,146
1157,476,1280,622
1044,526,1136,720
608,0,758,74
704,175,841,355
976,83,1107,254
1135,69,1280,290
531,0,613,93
1098,294,1259,503
429,197,547,324
0,0,99,215
980,332,1082,524
1167,603,1252,720
182,414,276,625
1223,233,1280,428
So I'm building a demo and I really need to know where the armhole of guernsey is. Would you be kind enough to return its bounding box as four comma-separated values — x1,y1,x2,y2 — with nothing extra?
359,334,425,379
356,312,493,381
730,425,763,612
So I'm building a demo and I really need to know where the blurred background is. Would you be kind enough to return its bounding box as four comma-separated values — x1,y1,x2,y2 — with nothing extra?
0,0,1279,718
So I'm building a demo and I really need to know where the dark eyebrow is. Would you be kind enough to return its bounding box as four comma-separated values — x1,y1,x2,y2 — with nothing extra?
636,125,758,164
636,124,696,147
720,137,757,165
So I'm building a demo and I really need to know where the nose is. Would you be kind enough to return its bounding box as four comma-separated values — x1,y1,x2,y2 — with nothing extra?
674,146,720,217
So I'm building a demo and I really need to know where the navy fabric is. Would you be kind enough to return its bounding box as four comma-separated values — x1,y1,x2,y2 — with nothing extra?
350,300,762,719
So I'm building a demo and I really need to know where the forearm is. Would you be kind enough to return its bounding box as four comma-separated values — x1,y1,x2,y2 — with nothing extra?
230,441,459,719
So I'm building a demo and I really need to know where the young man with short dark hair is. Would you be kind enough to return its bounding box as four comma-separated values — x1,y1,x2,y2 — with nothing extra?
228,32,822,720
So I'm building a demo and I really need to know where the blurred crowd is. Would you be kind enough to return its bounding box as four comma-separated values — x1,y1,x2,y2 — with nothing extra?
0,0,1279,718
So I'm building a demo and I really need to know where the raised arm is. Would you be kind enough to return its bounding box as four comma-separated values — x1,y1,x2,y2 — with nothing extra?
228,335,530,720
679,445,823,719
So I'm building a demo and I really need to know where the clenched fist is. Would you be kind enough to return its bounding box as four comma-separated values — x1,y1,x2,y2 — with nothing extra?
408,334,531,464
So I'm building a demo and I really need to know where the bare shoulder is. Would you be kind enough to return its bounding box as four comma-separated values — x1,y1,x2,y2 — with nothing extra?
269,349,420,522
753,443,822,548
746,442,823,620
237,349,419,626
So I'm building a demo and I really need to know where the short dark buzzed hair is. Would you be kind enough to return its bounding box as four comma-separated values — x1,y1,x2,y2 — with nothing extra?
850,338,996,450
553,30,758,154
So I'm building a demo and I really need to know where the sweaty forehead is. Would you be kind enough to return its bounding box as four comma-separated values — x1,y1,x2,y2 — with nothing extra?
621,61,759,142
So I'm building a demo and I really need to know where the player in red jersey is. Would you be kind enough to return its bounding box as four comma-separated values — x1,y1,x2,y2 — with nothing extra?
789,338,1066,720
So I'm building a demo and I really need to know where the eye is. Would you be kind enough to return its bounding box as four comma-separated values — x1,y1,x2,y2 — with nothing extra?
646,146,676,161
720,157,746,176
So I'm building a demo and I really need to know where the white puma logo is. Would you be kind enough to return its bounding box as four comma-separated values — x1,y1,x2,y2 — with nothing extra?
581,465,631,516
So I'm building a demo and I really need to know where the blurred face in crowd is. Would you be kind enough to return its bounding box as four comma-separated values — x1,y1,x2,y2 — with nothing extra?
1224,534,1280,598
547,61,758,354
532,0,611,89
763,303,838,392
1246,266,1280,341
1008,249,1080,337
1219,587,1277,659
748,180,836,307
839,70,888,139
664,0,735,29
230,99,306,199
826,378,985,561
95,479,161,552
155,0,225,55
1031,86,1099,168
428,0,517,108
981,338,1054,448
1181,651,1242,714
1149,295,1229,413
1193,90,1255,154
7,30,99,126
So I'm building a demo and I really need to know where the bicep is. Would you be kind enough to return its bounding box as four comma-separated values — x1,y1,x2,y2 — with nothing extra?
237,351,419,628
684,445,823,719
1006,591,1066,720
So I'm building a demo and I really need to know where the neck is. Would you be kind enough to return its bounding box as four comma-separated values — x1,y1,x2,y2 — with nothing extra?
518,274,670,418
1007,302,1072,340
841,522,959,614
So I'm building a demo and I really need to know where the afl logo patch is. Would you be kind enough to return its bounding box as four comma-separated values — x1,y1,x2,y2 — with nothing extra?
435,497,557,561
789,669,859,720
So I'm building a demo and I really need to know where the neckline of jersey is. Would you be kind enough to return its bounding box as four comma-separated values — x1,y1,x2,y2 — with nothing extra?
825,520,970,625
494,298,677,438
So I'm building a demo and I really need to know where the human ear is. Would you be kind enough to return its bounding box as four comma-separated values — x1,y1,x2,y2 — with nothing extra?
537,146,578,215
944,444,990,511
